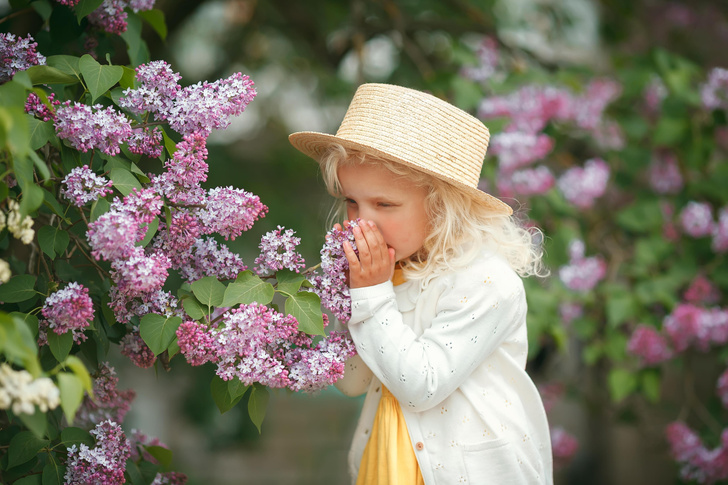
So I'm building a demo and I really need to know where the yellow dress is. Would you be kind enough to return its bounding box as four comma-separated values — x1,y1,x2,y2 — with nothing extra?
356,268,426,485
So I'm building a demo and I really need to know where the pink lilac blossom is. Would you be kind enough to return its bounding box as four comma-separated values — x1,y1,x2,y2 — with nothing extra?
166,72,256,136
558,302,584,326
110,187,163,225
64,420,131,485
119,330,157,368
119,60,181,117
663,303,728,353
478,85,573,133
537,382,565,414
38,282,94,346
718,368,728,409
75,362,136,430
666,421,728,484
61,165,113,207
701,67,728,111
151,472,188,485
151,210,202,267
199,187,268,241
151,133,208,205
175,237,247,284
558,239,607,292
127,127,164,157
25,92,60,121
497,166,555,198
285,330,357,392
460,36,500,82
109,287,180,324
54,101,133,156
110,247,171,298
128,0,155,12
557,158,610,209
572,79,622,131
54,0,82,5
0,33,46,83
254,226,306,275
712,207,728,253
680,202,715,238
661,201,680,242
684,275,721,305
626,324,674,366
551,427,579,469
87,0,128,35
648,151,683,194
591,120,626,151
489,132,554,173
86,211,144,261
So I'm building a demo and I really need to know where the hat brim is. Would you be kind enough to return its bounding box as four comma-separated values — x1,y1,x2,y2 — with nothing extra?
289,131,513,216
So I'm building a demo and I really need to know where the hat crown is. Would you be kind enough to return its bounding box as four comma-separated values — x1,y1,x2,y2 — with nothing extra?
334,84,489,188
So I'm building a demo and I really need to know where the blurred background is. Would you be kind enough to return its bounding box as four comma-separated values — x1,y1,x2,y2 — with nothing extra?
6,0,727,483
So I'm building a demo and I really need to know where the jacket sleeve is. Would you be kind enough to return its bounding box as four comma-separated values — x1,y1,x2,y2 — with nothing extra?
347,259,526,412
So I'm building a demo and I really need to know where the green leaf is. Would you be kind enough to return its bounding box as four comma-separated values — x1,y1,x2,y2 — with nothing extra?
18,407,47,438
119,66,137,90
14,476,42,485
210,376,249,414
57,372,84,424
275,270,307,296
608,368,638,403
191,276,226,308
137,218,159,248
8,431,50,468
19,183,44,218
144,446,173,467
182,296,207,320
109,167,142,196
42,462,66,485
60,427,94,449
641,370,661,404
248,384,269,433
0,274,37,303
616,200,663,233
38,226,70,260
90,197,111,221
139,314,183,356
63,355,93,394
79,55,123,103
1,314,41,376
162,128,177,158
285,291,324,335
605,292,638,328
75,0,105,22
27,116,56,151
222,271,275,307
139,9,167,40
25,65,79,85
47,330,74,363
46,55,82,79
42,188,69,222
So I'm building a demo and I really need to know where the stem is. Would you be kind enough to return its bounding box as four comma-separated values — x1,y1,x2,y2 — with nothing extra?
302,262,321,275
0,7,34,25
69,233,109,279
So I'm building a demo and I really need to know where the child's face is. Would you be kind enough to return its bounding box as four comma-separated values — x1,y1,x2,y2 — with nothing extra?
338,162,429,263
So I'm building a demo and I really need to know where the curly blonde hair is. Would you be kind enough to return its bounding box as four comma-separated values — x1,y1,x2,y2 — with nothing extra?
319,144,548,283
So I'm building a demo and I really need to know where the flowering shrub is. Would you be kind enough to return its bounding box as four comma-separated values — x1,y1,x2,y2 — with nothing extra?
0,3,356,483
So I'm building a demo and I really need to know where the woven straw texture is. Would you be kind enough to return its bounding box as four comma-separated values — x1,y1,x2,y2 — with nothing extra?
289,83,512,215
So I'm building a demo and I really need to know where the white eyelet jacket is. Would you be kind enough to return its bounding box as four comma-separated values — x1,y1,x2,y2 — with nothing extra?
335,249,553,485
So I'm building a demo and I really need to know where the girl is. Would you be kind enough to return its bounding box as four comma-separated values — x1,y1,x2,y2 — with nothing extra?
289,83,553,485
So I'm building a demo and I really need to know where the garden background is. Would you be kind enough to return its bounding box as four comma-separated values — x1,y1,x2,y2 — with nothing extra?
1,0,728,484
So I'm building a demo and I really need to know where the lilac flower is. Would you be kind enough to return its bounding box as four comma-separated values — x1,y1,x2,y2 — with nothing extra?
489,132,554,173
254,226,305,274
39,282,94,346
663,303,728,352
25,92,60,121
626,325,674,366
666,421,728,484
497,166,555,198
684,275,721,305
127,0,155,12
478,85,573,133
558,239,607,292
551,427,579,470
151,472,188,485
0,33,46,83
557,158,610,209
701,67,728,111
151,210,201,267
460,36,500,82
167,72,256,136
591,120,625,151
111,247,170,298
61,165,113,207
644,75,668,113
65,420,131,485
76,363,136,430
87,0,128,34
680,201,715,238
285,330,357,392
109,287,180,324
119,60,181,117
199,187,268,241
712,207,728,253
151,133,208,205
127,127,164,158
119,331,157,368
54,0,82,5
648,152,683,194
54,102,133,156
572,78,622,131
176,321,216,366
110,187,163,225
558,302,584,326
86,211,144,261
176,237,247,284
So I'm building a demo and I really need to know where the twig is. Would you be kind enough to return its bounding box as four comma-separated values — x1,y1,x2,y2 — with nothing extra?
0,7,34,25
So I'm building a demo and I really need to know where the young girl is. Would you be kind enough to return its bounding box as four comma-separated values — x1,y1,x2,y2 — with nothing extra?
289,83,553,485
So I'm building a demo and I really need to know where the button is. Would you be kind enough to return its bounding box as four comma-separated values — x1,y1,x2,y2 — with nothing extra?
415,442,424,451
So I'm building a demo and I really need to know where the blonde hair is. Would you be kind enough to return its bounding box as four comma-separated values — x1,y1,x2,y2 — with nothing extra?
320,144,548,283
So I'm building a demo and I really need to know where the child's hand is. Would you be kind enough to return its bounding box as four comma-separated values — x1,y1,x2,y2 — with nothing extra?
343,220,395,288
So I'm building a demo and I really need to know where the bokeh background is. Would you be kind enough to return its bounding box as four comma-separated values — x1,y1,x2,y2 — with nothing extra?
5,0,727,483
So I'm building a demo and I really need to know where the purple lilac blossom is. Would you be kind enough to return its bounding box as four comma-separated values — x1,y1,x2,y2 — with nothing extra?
54,101,133,156
497,166,555,198
701,67,728,111
61,165,113,207
626,325,674,366
489,132,554,173
151,210,201,267
558,302,584,326
119,331,157,368
199,187,268,241
557,158,610,209
478,85,573,133
460,36,500,82
127,127,164,157
54,0,81,5
25,92,60,121
175,237,247,284
551,427,579,470
86,0,155,34
680,201,715,238
64,420,131,485
119,60,181,117
663,303,728,353
109,287,180,324
38,282,94,346
665,421,728,484
571,79,622,131
558,239,607,292
285,330,357,392
110,187,163,225
86,211,144,261
684,275,721,305
254,226,306,274
0,33,46,83
150,133,208,205
110,247,171,298
75,362,136,430
712,207,728,253
648,151,683,194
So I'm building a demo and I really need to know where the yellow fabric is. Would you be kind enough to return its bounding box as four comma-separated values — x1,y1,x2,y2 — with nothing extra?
356,268,425,485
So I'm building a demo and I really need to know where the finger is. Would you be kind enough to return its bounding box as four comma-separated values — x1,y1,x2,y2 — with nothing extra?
343,241,361,270
360,220,387,263
365,220,388,260
352,224,372,265
334,223,342,232
388,247,396,280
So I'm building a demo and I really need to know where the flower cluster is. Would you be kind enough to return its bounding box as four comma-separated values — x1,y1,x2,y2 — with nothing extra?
65,420,131,485
4,199,35,244
120,330,157,368
558,239,607,292
127,127,164,157
177,304,356,392
626,325,674,366
0,364,60,415
76,362,136,430
674,201,728,252
551,427,579,469
488,132,554,173
61,165,114,207
666,421,728,484
0,33,46,83
39,282,94,346
55,102,133,156
309,221,359,322
460,36,501,83
648,151,683,194
86,0,156,35
557,158,610,209
198,187,268,241
25,92,60,121
497,166,555,198
701,67,728,111
254,226,306,275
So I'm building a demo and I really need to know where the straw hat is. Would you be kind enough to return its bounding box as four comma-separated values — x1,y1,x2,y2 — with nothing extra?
289,83,512,215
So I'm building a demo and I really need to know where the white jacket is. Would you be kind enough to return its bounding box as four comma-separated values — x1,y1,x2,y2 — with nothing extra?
336,249,553,485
